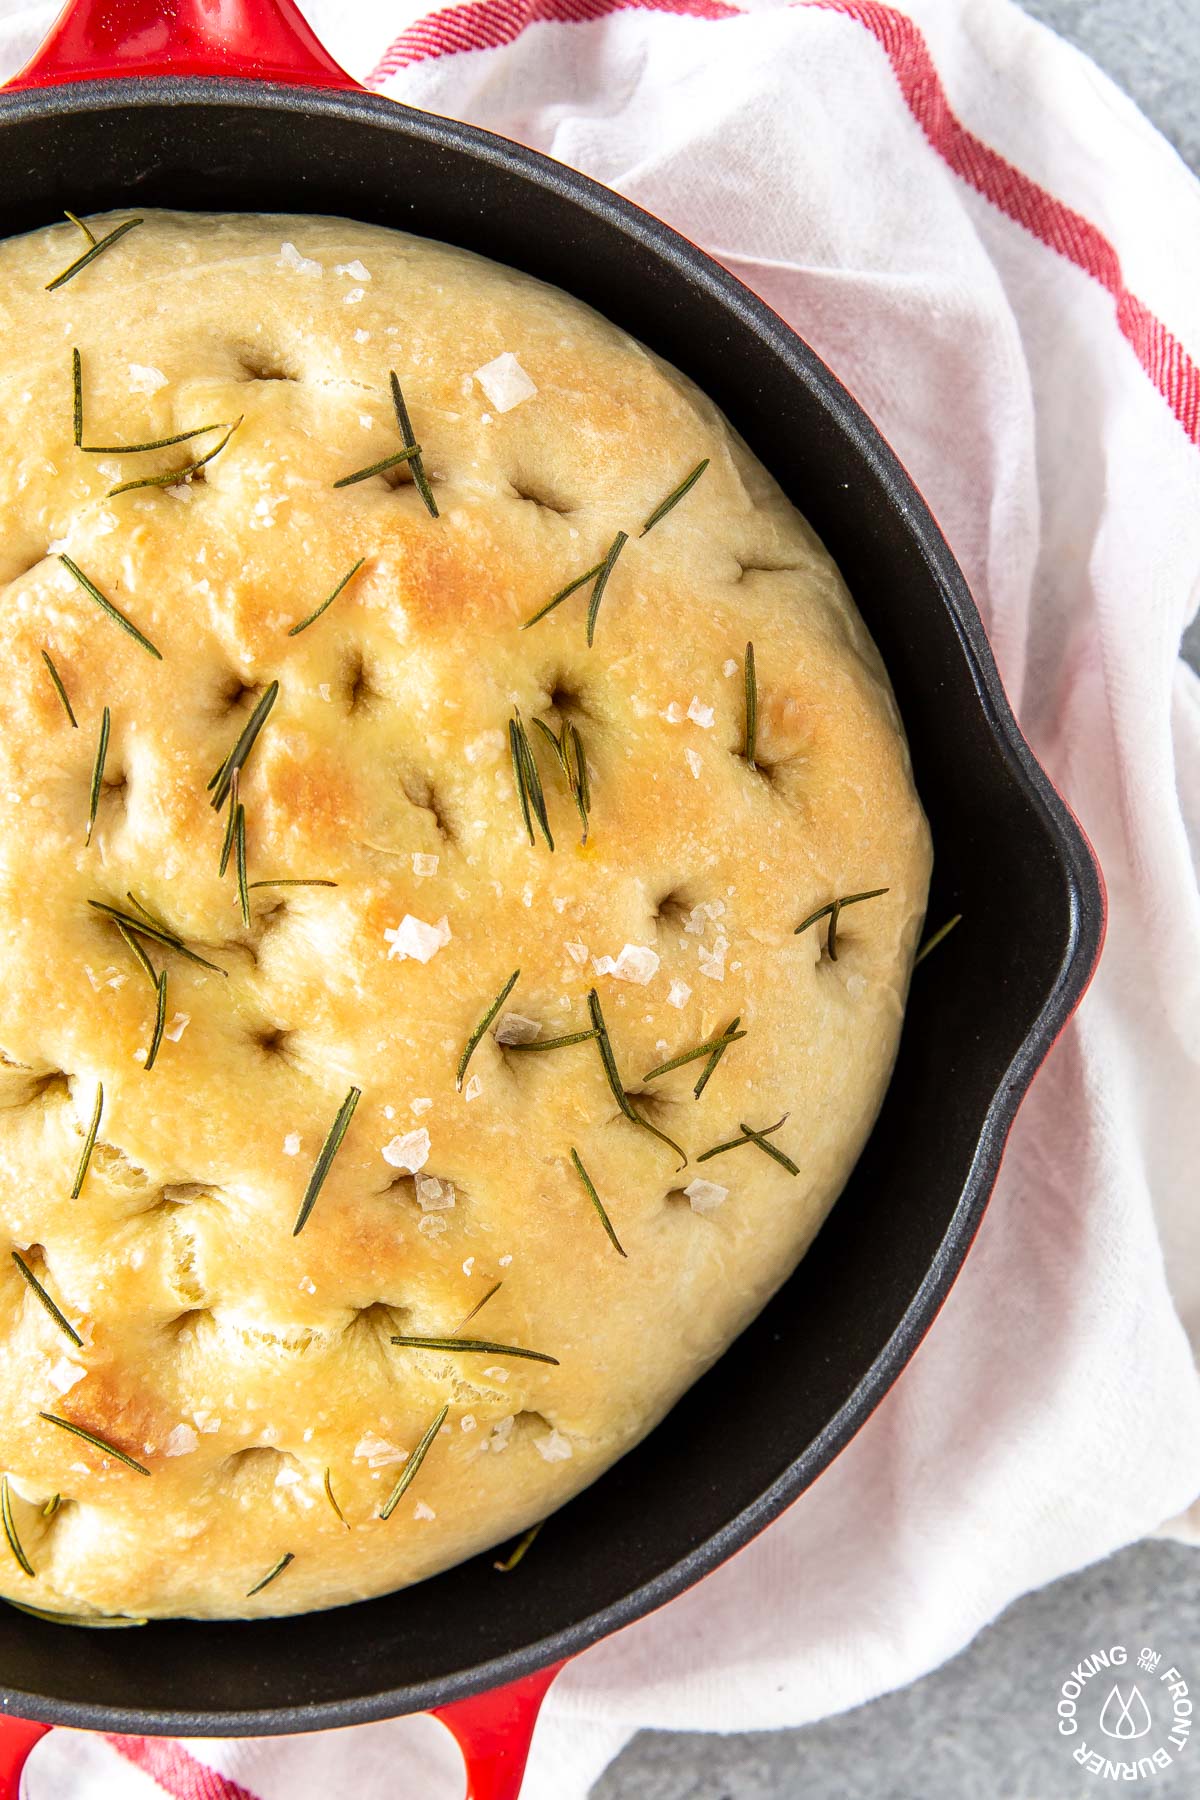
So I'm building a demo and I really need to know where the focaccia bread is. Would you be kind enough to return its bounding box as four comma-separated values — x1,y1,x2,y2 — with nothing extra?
0,211,930,1620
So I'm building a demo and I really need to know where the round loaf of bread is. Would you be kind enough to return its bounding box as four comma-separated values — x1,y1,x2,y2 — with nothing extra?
0,211,930,1620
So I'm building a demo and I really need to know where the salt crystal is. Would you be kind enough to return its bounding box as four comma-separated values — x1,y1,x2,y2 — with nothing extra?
498,1254,513,1267
164,1013,190,1042
684,1177,728,1215
723,658,738,677
535,1429,573,1463
47,1357,84,1395
283,1133,301,1156
460,1414,477,1432
193,1411,220,1433
382,1127,430,1172
592,944,660,986
318,683,333,702
464,729,505,765
384,914,451,963
464,1074,482,1103
416,1174,455,1211
161,1423,198,1458
698,935,729,981
684,748,703,779
129,1246,145,1270
462,1257,475,1276
354,1432,407,1469
687,697,715,728
412,852,439,877
472,352,537,413
353,328,370,344
299,1276,316,1295
358,412,373,430
277,241,322,276
335,260,371,280
384,1105,396,1120
418,1214,448,1237
845,973,867,1000
667,979,692,1008
495,1012,541,1046
343,287,365,305
486,1416,515,1453
128,363,167,395
564,941,588,965
661,701,685,724
483,1366,509,1383
413,1500,436,1520
410,1097,433,1116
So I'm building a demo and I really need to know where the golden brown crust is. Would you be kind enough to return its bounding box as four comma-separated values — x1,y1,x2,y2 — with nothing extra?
0,212,930,1618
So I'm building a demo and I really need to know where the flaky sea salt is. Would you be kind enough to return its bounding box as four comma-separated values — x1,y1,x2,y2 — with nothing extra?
343,287,366,305
384,914,451,962
413,1499,436,1520
354,1432,407,1469
484,1416,514,1454
535,1429,573,1463
164,1424,198,1457
128,363,167,395
698,934,729,981
462,1258,475,1276
460,1415,477,1433
687,697,715,728
299,1276,316,1295
278,240,322,276
464,1074,482,1102
498,1254,513,1267
382,1127,431,1172
684,1177,728,1215
410,1097,433,1116
335,259,371,280
418,1214,448,1237
416,1174,455,1211
473,351,537,413
412,852,439,877
564,941,588,965
47,1357,84,1395
163,1013,190,1042
283,1132,301,1156
667,979,692,1008
592,944,660,985
684,748,703,779
723,658,738,677
495,1012,541,1046
353,328,370,344
464,729,506,765
661,701,685,724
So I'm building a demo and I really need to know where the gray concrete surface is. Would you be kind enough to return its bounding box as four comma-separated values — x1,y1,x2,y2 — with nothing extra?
592,3,1200,1794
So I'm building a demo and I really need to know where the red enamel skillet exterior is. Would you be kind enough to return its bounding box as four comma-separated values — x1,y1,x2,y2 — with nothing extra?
0,0,1105,1795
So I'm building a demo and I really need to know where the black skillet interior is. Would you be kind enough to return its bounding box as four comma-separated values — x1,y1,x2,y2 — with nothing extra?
0,81,1103,1733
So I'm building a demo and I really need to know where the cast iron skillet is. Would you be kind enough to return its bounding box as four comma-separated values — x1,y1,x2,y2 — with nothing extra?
0,0,1105,1793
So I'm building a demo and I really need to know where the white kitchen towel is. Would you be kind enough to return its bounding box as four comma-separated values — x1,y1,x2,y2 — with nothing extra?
2,0,1200,1796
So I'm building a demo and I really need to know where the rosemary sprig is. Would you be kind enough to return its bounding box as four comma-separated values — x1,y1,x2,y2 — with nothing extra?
744,642,758,769
693,1014,741,1100
59,555,162,660
143,970,168,1072
85,705,110,845
324,1468,350,1530
47,215,143,291
586,988,687,1169
457,967,520,1090
643,1025,747,1084
586,531,628,647
108,416,242,497
245,1551,294,1598
1,1477,34,1578
380,1403,449,1521
794,888,889,962
640,459,709,536
332,449,422,491
3,1598,145,1628
736,1119,800,1176
505,1030,597,1054
494,1521,542,1573
509,710,554,850
292,1086,362,1236
90,900,227,976
458,1280,503,1330
390,371,438,518
696,1114,792,1167
533,717,590,843
390,1336,560,1366
288,558,366,634
521,557,605,630
11,1251,83,1346
248,879,338,889
209,679,280,810
913,913,962,967
569,1148,626,1257
41,651,78,727
70,1082,103,1199
38,1412,150,1476
234,804,250,927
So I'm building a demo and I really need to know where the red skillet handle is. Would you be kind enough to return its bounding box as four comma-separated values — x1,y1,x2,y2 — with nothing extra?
6,0,360,92
0,1664,564,1800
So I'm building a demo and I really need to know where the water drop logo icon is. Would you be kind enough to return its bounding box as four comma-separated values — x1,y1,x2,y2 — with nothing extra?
1099,1683,1153,1740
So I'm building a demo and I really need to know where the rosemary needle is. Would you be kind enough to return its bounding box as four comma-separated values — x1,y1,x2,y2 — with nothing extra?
736,1119,800,1176
59,555,162,660
586,531,628,647
72,346,83,447
332,448,422,490
913,913,962,967
696,1115,789,1165
505,1029,597,1054
380,1403,449,1521
219,769,239,877
11,1251,83,1346
42,1495,61,1519
744,642,758,770
46,215,143,291
287,558,366,634
693,1014,741,1100
642,1026,747,1083
457,1280,503,1330
293,1087,361,1236
107,418,242,497
521,558,605,630
1,1477,33,1578
143,970,168,1072
390,371,438,518
83,423,235,456
248,878,338,890
89,900,227,976
234,803,250,927
114,922,157,987
70,1082,103,1199
324,1468,350,1530
210,680,279,810
3,1599,145,1628
509,711,554,850
494,1521,542,1573
65,211,96,247
533,717,590,843
38,1412,150,1476
640,459,709,536
457,968,520,1090
245,1552,294,1598
794,888,889,962
41,651,78,727
390,1336,560,1366
569,1148,626,1257
587,989,688,1169
85,705,110,845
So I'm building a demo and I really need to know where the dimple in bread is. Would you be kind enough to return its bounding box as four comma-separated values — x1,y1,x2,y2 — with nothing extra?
0,211,930,1621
